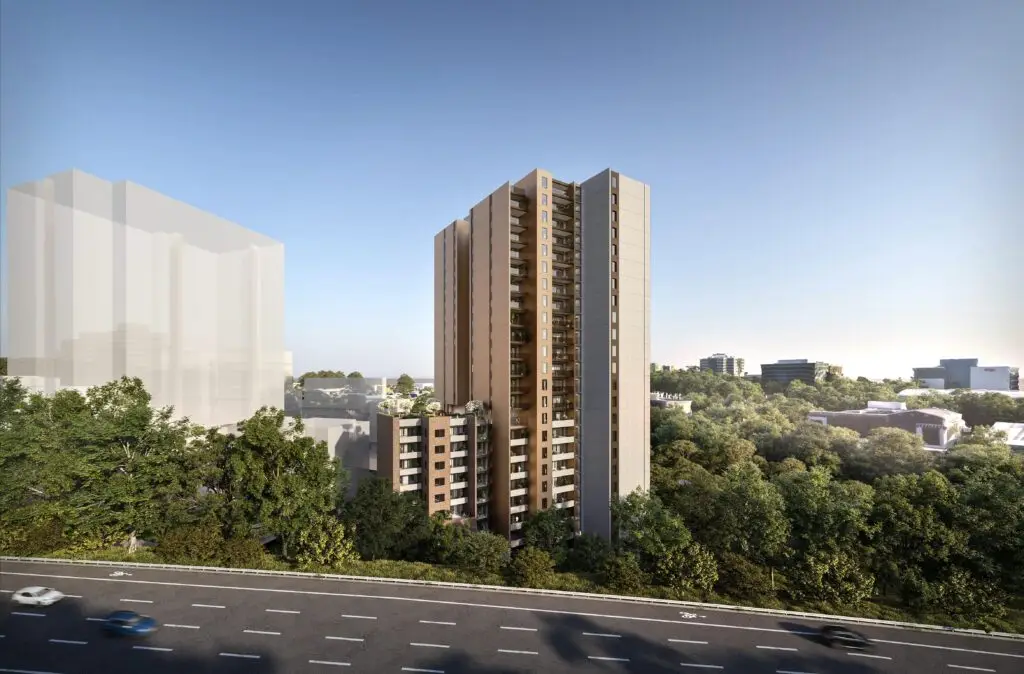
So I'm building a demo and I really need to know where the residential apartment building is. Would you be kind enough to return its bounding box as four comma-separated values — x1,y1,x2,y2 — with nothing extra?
434,168,650,542
760,359,842,387
699,353,745,377
375,406,490,521
4,169,285,428
808,401,966,450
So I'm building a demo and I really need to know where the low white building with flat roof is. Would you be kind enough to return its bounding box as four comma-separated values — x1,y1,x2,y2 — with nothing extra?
991,423,1024,452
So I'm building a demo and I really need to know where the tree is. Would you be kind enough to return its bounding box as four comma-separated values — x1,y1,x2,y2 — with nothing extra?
566,533,613,573
294,514,358,569
156,521,224,565
522,508,574,566
451,531,510,576
603,552,648,595
509,547,555,588
0,356,7,376
655,541,718,597
611,489,692,573
393,374,416,396
342,477,430,560
208,408,339,558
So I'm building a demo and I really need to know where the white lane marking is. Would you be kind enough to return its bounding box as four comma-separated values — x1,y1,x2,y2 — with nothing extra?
326,636,364,642
948,666,996,672
420,620,456,626
133,646,173,652
670,638,709,645
66,595,82,598
498,649,538,655
120,598,153,604
0,590,11,593
777,671,818,674
11,611,45,617
850,652,891,660
500,625,538,631
874,638,1024,659
219,653,260,659
410,642,450,649
49,639,88,645
758,645,798,652
589,656,630,662
309,662,351,667
680,666,723,671
243,629,280,636
85,617,105,622
401,669,444,674
342,614,376,620
0,669,67,674
192,603,224,609
582,632,621,638
165,624,200,629
266,608,300,614
9,571,1024,659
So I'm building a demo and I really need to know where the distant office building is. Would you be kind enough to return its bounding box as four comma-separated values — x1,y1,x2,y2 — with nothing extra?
808,401,966,450
4,169,285,428
650,393,692,414
375,405,490,523
434,168,650,542
699,353,745,377
760,359,841,387
912,358,1018,391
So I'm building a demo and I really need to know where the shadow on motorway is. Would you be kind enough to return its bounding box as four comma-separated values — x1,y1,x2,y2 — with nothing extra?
1,594,285,674
779,620,828,646
408,612,887,673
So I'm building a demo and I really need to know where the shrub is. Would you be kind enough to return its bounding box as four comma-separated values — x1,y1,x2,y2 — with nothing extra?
509,547,556,588
155,523,224,565
715,552,774,601
220,537,267,569
294,515,358,570
603,552,648,595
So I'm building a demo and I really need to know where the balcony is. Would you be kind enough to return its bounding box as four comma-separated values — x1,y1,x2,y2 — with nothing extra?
511,451,528,463
552,253,572,267
552,302,571,315
510,264,526,279
509,233,526,249
510,311,526,327
510,215,525,232
510,198,527,216
554,499,575,510
553,483,575,495
510,409,529,427
510,503,528,515
510,348,525,361
511,328,529,344
553,235,573,251
510,283,524,297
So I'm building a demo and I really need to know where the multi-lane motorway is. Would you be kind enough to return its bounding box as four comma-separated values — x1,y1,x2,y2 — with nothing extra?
2,559,1023,673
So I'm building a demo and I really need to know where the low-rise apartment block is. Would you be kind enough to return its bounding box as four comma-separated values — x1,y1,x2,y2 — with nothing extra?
808,401,966,450
375,404,490,523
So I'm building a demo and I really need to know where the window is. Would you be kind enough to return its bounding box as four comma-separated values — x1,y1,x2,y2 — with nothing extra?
541,177,548,188
612,227,617,238
542,430,548,441
612,396,617,406
542,498,548,509
434,494,445,503
541,244,548,256
542,194,548,206
542,396,548,408
542,346,548,357
612,211,617,223
435,477,445,486
612,413,618,424
542,211,548,223
611,244,617,256
612,430,618,442
611,194,617,205
434,445,445,454
542,465,548,476
542,414,549,424
542,278,548,290
542,312,548,323
612,328,617,340
542,481,548,492
612,311,617,323
542,295,548,307
611,261,617,273
542,261,548,273
612,345,617,358
611,278,617,289
611,295,617,307
542,379,548,391
612,362,617,374
542,328,548,339
611,176,617,188
542,362,548,373
542,227,548,240
542,447,548,459
434,429,445,438
434,461,445,470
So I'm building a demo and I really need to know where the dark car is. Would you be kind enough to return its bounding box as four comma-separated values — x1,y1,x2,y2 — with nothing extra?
102,610,159,637
820,624,871,649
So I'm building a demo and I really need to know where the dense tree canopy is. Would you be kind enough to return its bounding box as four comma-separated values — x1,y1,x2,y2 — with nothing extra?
2,371,1023,631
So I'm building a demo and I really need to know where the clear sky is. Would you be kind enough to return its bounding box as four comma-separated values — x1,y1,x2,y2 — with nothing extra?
1,0,1021,379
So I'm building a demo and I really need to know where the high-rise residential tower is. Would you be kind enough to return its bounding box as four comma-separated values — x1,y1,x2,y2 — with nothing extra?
4,169,285,428
434,168,650,542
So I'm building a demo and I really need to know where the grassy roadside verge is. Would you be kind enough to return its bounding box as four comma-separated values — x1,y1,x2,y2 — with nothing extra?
23,548,1024,635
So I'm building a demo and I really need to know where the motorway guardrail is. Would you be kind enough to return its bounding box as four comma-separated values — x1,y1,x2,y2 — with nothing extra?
2,555,1021,641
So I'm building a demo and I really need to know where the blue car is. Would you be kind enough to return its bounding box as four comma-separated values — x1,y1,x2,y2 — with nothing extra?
101,610,159,637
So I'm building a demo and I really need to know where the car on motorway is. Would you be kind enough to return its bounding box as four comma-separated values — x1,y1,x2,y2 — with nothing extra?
101,610,160,637
11,586,65,606
820,624,872,649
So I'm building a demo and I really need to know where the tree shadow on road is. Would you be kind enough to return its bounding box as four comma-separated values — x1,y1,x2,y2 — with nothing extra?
779,620,829,646
1,595,286,674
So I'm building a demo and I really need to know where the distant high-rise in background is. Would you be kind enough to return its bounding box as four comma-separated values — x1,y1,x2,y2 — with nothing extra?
699,353,745,377
3,169,286,427
433,168,650,542
760,359,842,387
913,358,1019,391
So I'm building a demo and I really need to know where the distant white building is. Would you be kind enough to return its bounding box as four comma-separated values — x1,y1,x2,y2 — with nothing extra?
991,423,1024,452
899,388,1024,400
970,366,1016,391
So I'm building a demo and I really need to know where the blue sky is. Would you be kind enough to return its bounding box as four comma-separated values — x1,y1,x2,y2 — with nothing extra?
2,0,1022,379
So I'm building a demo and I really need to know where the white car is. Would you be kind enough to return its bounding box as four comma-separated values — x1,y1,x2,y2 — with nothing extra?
11,586,65,606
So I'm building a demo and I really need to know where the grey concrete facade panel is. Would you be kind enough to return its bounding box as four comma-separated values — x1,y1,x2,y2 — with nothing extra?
579,171,613,539
5,170,285,428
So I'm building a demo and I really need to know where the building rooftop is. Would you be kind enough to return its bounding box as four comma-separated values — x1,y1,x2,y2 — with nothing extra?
899,388,1024,400
991,422,1024,448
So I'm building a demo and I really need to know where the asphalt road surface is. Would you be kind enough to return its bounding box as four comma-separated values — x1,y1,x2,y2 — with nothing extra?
2,559,1023,673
